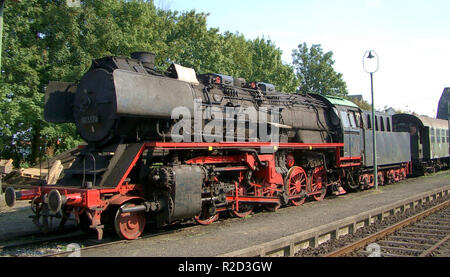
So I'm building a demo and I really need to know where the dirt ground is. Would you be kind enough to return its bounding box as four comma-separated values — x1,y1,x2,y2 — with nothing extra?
0,195,30,214
0,194,38,240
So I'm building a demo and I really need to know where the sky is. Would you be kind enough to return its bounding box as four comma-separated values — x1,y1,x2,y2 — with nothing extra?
157,0,450,117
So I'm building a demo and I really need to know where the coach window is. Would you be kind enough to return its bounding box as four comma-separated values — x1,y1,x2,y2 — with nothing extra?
366,115,372,129
431,128,435,143
375,116,379,131
386,118,391,132
447,130,449,143
437,129,441,143
380,117,385,131
442,130,446,143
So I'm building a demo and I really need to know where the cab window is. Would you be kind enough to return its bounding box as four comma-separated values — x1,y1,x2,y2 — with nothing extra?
340,111,350,128
355,113,361,128
348,112,356,128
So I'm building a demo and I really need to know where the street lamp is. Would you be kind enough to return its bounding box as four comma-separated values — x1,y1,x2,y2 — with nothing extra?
363,50,379,190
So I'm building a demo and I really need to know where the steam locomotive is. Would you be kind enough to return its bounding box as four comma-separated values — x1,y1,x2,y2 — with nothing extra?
4,52,449,240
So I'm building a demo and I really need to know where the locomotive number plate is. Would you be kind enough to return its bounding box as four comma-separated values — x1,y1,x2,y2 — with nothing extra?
81,115,99,124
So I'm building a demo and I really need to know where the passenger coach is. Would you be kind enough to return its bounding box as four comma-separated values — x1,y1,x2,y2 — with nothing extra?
393,114,450,174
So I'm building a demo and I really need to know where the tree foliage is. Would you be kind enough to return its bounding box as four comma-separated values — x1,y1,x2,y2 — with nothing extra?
352,98,372,111
292,43,348,96
0,1,346,167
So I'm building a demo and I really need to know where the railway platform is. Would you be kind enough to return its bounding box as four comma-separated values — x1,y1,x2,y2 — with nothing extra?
77,171,450,257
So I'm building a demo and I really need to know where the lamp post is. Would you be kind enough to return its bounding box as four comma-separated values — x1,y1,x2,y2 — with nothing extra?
363,50,379,190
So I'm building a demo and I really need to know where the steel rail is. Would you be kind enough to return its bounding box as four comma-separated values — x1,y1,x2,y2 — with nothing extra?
324,199,450,257
40,232,165,257
1,220,200,257
0,230,85,252
419,234,450,257
40,221,207,257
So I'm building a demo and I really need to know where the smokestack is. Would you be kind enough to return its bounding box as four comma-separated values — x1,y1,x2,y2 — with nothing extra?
131,51,156,69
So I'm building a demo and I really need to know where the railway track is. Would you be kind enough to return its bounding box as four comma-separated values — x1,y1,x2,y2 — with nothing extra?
0,218,203,257
2,186,449,257
42,214,254,257
40,228,179,257
325,200,450,257
0,230,84,251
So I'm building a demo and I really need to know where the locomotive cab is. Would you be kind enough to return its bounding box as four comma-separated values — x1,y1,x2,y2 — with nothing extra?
309,94,362,158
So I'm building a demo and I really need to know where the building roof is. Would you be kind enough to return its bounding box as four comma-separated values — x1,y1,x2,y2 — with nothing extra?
437,88,450,120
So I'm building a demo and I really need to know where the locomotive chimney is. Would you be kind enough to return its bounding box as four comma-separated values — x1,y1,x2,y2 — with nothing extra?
131,51,156,69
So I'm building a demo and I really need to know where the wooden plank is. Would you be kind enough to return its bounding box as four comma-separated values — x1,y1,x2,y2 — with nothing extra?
0,159,13,174
20,168,48,179
34,147,81,170
46,160,63,185
0,159,13,166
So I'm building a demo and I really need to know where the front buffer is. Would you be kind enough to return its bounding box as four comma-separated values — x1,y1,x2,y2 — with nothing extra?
4,143,205,240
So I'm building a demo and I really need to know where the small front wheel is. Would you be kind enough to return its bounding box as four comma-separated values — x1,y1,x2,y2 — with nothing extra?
114,203,146,240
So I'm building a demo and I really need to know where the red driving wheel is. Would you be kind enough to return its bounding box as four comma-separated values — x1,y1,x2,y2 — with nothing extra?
195,213,220,225
311,167,327,201
262,183,282,212
378,171,385,186
285,166,307,206
230,182,254,218
232,203,254,218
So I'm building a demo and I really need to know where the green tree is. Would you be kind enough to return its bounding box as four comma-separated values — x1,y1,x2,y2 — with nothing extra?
352,98,372,111
161,10,226,74
0,0,68,167
292,43,348,96
220,34,298,93
0,0,301,166
247,37,298,93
